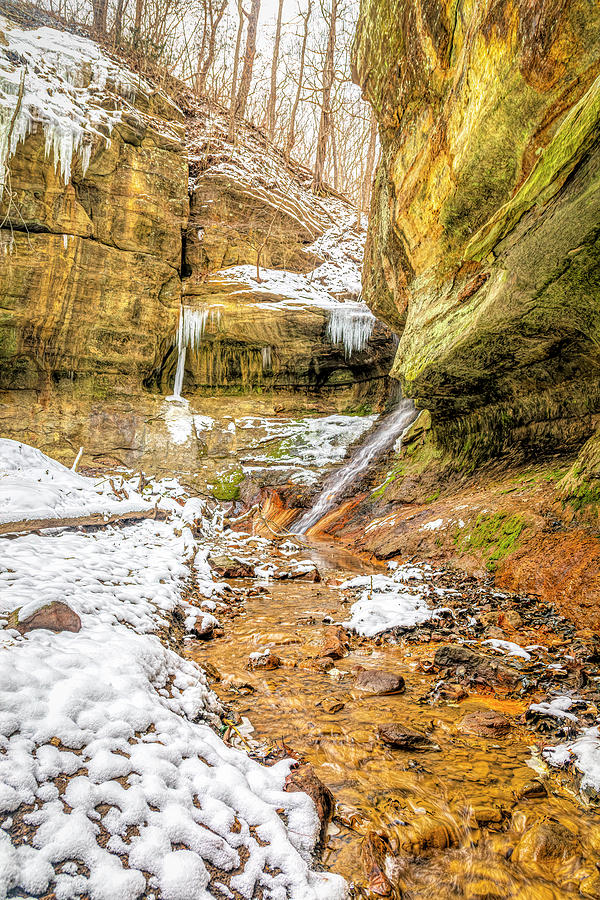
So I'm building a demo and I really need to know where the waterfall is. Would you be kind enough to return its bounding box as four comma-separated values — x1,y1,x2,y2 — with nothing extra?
326,302,375,357
293,399,418,534
172,346,187,399
169,306,222,399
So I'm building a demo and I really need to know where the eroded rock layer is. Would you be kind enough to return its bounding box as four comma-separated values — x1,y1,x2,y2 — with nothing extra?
352,0,600,461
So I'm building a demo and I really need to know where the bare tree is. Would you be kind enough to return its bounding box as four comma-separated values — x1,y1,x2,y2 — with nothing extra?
228,0,246,141
91,0,108,33
265,0,284,141
195,0,228,95
113,0,127,43
133,0,143,41
312,0,337,192
234,0,261,121
285,0,311,160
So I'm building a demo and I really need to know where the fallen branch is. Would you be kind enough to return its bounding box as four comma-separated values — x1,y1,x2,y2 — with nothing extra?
0,506,157,537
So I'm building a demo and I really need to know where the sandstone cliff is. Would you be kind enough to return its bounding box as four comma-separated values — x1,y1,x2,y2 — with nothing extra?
352,0,600,462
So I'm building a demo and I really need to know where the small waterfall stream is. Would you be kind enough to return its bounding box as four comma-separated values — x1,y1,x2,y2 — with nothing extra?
293,398,418,533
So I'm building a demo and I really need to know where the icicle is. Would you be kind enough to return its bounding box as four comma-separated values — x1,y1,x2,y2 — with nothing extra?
261,346,272,369
170,305,223,399
326,302,375,358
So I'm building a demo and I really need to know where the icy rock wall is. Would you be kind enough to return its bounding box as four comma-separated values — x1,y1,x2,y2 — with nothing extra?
0,14,188,397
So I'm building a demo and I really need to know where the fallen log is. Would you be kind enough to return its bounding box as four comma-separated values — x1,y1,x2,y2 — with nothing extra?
0,506,157,537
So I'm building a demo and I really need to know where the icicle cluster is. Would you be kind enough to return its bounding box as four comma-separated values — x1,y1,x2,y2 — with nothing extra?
0,15,159,196
327,302,375,358
171,306,223,399
176,306,222,351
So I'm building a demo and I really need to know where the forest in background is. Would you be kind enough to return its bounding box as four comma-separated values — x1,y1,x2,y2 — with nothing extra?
18,0,379,208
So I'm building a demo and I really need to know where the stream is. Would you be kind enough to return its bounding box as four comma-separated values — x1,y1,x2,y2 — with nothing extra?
185,537,600,899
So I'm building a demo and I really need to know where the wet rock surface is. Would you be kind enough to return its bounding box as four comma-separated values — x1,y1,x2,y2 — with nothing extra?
284,763,334,844
457,709,512,737
352,668,405,695
378,723,439,751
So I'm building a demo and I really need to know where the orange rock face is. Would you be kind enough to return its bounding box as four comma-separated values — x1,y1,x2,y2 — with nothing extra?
496,532,600,631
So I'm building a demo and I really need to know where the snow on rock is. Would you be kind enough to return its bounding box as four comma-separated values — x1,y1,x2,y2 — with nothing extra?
209,213,376,355
0,15,180,194
482,639,532,661
240,413,377,485
0,445,346,899
341,564,436,637
0,438,152,526
544,727,600,795
529,695,580,723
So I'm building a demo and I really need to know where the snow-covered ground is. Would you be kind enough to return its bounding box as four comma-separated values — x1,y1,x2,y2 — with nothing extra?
0,442,346,900
0,439,152,527
160,405,378,487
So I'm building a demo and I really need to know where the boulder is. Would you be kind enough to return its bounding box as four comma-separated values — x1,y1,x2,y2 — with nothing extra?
457,709,512,737
209,555,255,578
16,601,81,636
247,649,281,671
512,821,581,865
318,626,349,660
284,764,334,845
378,723,439,751
434,646,519,688
353,668,405,695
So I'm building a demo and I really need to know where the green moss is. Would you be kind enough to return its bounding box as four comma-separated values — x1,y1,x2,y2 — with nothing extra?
563,474,600,511
466,73,600,261
342,401,374,417
211,467,244,500
455,512,526,571
424,488,440,503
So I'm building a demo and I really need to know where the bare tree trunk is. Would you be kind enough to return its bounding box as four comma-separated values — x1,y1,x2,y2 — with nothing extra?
113,0,128,44
265,0,284,141
92,0,109,34
312,0,337,193
133,0,144,43
362,109,378,211
234,0,261,121
228,0,245,142
285,0,311,160
330,117,339,191
196,0,227,95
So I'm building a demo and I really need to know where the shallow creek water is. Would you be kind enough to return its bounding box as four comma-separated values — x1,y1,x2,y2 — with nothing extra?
187,540,600,899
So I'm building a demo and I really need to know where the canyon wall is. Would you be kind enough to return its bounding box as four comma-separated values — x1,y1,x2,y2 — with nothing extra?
0,13,395,476
352,0,600,463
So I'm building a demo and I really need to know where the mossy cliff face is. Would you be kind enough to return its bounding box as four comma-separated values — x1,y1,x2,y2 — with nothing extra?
352,0,600,461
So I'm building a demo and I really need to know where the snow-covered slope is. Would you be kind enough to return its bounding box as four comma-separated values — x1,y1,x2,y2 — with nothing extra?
0,13,181,191
0,439,152,526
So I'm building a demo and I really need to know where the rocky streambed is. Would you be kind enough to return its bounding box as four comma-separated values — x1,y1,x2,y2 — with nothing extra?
185,532,600,899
